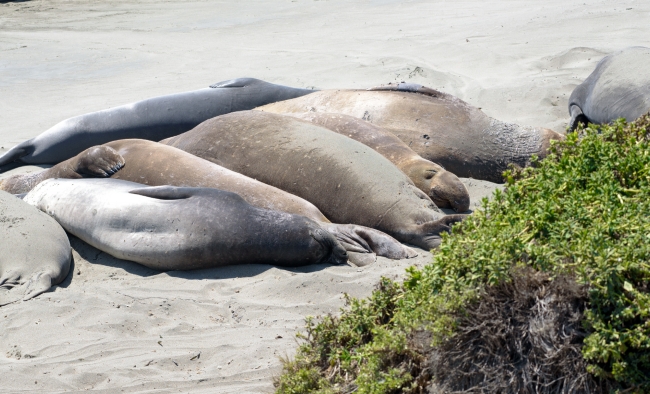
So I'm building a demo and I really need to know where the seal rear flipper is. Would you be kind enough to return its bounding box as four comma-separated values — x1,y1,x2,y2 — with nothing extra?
408,214,467,250
0,141,34,173
321,223,417,260
129,185,197,200
347,252,377,267
568,105,588,132
0,271,52,306
21,271,55,301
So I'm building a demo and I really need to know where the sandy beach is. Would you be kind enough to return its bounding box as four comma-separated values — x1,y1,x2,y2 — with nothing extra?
1,0,648,392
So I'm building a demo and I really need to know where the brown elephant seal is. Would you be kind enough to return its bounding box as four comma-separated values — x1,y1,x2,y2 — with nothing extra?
276,112,470,212
0,191,71,306
24,179,349,270
161,111,466,250
2,140,415,265
568,47,650,131
257,83,564,183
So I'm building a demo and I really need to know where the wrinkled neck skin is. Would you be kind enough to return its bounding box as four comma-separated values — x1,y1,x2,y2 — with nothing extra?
400,159,470,212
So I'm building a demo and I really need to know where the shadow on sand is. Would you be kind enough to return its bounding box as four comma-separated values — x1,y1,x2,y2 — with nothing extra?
63,234,338,287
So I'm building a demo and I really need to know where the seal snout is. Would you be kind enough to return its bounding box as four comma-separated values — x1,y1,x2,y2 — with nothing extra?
539,127,565,156
427,170,471,212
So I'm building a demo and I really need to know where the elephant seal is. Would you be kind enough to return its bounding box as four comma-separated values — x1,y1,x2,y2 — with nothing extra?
2,140,415,265
161,111,466,250
24,179,349,270
0,190,71,306
568,47,650,131
277,112,470,212
0,78,315,171
257,83,564,183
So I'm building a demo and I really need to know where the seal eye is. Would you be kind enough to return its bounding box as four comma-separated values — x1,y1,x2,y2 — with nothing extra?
425,170,437,180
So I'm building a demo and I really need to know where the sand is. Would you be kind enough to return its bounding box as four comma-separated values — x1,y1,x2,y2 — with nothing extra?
0,0,647,392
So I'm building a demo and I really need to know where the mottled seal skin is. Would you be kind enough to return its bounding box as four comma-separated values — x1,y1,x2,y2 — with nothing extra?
162,111,466,250
0,78,315,171
257,83,563,183
273,112,470,212
568,47,650,131
24,179,349,270
0,191,71,306
2,140,414,265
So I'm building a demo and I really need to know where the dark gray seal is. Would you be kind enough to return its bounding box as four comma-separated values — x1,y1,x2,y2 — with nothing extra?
162,111,466,250
0,78,315,171
568,47,650,131
0,190,71,306
24,179,348,270
257,83,564,183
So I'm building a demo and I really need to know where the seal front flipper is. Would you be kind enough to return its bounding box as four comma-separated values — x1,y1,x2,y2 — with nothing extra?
210,77,260,88
368,82,451,99
568,105,588,132
74,146,125,177
129,185,198,200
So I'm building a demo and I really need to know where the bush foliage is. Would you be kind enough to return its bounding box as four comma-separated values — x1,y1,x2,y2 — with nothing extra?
275,115,650,394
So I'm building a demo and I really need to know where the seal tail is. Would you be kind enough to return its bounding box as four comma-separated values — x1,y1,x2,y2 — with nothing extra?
0,141,33,173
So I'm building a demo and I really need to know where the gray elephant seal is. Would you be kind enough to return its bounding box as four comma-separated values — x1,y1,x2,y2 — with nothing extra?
257,83,563,183
24,179,348,270
568,47,650,131
162,111,465,250
0,191,71,306
0,140,415,265
0,78,315,171
273,112,470,212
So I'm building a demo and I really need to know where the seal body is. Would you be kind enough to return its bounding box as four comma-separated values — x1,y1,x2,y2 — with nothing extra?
162,111,465,250
0,191,71,306
24,179,348,270
257,83,563,182
277,112,470,212
1,140,415,263
0,78,315,170
568,47,650,131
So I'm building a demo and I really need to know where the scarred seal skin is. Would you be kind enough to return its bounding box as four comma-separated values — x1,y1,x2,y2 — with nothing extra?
268,111,471,212
24,179,349,270
0,140,416,265
0,78,315,171
0,191,71,306
162,111,466,250
257,83,563,183
568,47,650,132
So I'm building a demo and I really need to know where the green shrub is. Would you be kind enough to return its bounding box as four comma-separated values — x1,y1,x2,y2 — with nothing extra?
275,115,650,393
